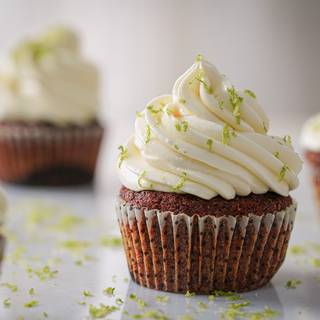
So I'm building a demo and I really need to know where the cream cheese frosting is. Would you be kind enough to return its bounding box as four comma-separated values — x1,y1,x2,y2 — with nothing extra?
300,113,320,151
0,26,99,125
117,56,302,200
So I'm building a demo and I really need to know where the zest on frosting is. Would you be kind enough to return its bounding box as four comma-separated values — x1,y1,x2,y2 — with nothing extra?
118,57,302,200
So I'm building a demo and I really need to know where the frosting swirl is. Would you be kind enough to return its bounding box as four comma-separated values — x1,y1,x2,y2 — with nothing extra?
0,26,99,125
118,57,302,200
300,113,320,151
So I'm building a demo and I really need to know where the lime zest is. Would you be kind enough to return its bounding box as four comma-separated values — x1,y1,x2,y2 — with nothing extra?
145,125,151,144
279,164,289,181
195,76,213,94
227,86,243,124
283,135,292,146
195,54,203,62
156,295,169,303
118,145,128,168
103,287,115,296
100,236,122,247
88,303,119,318
311,258,320,268
222,125,236,145
1,282,18,292
244,89,256,99
24,300,39,308
83,290,94,297
184,290,195,297
3,298,11,308
285,279,302,289
172,172,187,192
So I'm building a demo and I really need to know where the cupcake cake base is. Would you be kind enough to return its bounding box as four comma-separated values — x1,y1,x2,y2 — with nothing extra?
117,187,296,293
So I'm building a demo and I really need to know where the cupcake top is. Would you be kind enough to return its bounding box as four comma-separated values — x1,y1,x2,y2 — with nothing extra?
300,113,320,152
0,26,99,126
117,56,302,200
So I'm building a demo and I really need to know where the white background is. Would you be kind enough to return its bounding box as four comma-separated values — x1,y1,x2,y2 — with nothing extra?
0,0,319,191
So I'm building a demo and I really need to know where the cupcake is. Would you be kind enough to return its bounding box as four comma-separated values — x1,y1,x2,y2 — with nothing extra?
116,56,302,293
301,114,320,213
0,26,104,185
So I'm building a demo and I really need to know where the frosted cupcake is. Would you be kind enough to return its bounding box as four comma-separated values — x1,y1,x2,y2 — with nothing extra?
116,56,302,293
0,26,103,185
301,114,320,214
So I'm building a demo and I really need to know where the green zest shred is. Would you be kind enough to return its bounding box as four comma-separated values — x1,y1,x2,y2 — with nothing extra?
83,290,94,297
184,290,195,297
131,310,169,320
207,139,213,151
227,86,243,124
220,301,279,320
118,145,128,168
244,89,256,99
24,300,39,308
103,287,115,296
175,120,188,132
1,282,18,292
222,125,236,145
145,125,151,144
173,172,187,192
28,288,35,295
88,303,119,318
138,171,147,188
195,54,203,62
263,121,268,133
198,301,208,310
208,294,215,301
195,76,213,94
213,290,242,301
129,293,148,309
285,279,302,289
156,295,169,303
28,265,58,281
115,298,124,305
3,298,11,308
100,235,122,247
60,240,91,251
147,105,162,114
311,258,320,268
279,164,289,181
283,135,292,146
289,245,306,255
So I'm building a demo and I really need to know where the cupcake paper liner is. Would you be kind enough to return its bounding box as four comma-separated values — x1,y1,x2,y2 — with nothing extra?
116,199,297,293
0,124,103,184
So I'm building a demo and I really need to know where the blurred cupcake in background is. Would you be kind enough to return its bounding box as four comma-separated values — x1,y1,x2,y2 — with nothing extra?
0,26,104,185
301,114,320,214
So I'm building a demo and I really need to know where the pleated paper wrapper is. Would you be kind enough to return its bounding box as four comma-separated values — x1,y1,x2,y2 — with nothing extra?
0,124,103,184
116,199,297,293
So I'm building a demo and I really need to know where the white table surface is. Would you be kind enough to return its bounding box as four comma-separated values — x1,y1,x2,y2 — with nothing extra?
0,158,318,320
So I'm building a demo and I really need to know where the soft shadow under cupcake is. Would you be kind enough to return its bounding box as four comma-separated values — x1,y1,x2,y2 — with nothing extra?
121,280,283,320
